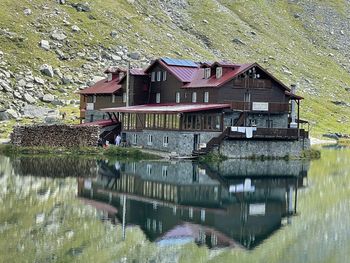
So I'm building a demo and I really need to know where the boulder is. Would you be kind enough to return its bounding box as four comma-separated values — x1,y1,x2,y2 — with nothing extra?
40,40,50,50
71,25,80,32
128,52,141,60
6,109,20,119
61,75,73,84
42,94,55,102
24,93,36,104
51,32,67,41
40,64,54,77
0,80,13,92
24,8,32,16
34,77,45,85
71,3,91,12
110,31,118,38
18,79,26,87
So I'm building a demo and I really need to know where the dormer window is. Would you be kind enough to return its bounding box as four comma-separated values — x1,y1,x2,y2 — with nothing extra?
107,73,113,82
204,68,211,79
216,67,222,79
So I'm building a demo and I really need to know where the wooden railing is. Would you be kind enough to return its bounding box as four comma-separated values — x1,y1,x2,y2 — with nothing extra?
224,101,290,113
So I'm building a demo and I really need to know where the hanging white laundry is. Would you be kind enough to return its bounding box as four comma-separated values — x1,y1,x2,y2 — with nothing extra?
238,127,246,133
246,127,253,138
231,126,238,132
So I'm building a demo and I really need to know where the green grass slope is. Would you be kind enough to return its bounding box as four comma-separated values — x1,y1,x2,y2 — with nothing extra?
0,0,349,137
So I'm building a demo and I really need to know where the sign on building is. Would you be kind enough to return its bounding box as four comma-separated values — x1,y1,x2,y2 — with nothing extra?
252,102,269,111
86,103,94,110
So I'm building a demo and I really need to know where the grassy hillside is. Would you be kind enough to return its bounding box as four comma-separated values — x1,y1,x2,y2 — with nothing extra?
0,0,349,137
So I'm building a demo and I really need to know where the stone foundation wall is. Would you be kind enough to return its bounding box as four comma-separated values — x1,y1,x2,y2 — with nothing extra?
123,130,221,156
218,138,310,159
11,124,100,147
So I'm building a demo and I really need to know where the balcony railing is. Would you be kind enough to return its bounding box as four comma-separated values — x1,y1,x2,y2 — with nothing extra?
224,101,290,113
226,127,308,140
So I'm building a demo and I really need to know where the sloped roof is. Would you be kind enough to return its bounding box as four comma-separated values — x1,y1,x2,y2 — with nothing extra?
118,68,147,83
78,78,122,95
183,63,254,88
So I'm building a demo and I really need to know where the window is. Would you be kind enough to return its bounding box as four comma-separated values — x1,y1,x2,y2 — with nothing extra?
147,134,153,145
204,68,211,79
112,94,116,103
157,71,161,81
163,136,169,147
192,92,197,103
156,93,161,103
175,92,180,103
216,67,222,78
162,166,168,177
266,119,273,128
93,95,96,103
123,93,126,103
151,72,155,82
204,91,209,103
163,71,167,81
132,134,137,144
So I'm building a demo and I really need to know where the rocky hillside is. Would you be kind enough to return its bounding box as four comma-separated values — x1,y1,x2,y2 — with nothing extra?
0,0,350,138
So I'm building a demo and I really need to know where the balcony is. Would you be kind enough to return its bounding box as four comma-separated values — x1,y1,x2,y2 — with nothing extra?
226,127,309,140
225,101,290,113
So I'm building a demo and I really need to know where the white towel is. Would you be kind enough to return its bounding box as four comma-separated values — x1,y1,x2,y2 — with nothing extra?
231,126,238,132
246,127,253,138
238,127,246,133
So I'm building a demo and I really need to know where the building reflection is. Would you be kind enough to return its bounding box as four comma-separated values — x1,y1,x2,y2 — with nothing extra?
78,159,309,249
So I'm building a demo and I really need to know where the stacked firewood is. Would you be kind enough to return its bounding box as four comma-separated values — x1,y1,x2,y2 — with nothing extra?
10,124,100,147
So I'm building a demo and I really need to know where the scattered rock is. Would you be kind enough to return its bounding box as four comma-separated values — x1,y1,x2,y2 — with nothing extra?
6,109,20,119
40,40,50,50
42,94,55,103
24,94,36,104
71,3,91,12
55,49,66,60
128,52,141,60
34,77,45,85
71,25,80,32
51,31,67,41
23,8,32,16
0,80,13,92
232,38,246,45
58,0,66,4
294,13,300,18
110,31,118,38
40,64,54,77
62,75,73,85
18,79,26,87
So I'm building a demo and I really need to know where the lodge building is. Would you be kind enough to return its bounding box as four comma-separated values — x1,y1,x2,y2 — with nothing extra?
78,58,309,157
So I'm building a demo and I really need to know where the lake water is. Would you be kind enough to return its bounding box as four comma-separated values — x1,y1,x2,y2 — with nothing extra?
0,147,349,263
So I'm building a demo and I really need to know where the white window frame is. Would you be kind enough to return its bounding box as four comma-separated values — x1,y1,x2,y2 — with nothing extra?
123,93,126,103
147,134,153,145
163,71,167,81
93,95,96,103
112,94,116,103
161,166,168,177
147,164,152,175
216,67,223,79
175,92,180,103
132,134,137,144
151,72,155,82
204,68,211,79
192,92,197,103
156,93,161,104
204,91,209,103
163,136,169,147
157,71,161,82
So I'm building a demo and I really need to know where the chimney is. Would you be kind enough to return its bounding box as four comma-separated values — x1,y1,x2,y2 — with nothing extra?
290,84,298,128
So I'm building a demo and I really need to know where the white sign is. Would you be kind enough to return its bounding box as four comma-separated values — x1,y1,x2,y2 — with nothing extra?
249,203,266,215
252,102,269,111
86,103,94,110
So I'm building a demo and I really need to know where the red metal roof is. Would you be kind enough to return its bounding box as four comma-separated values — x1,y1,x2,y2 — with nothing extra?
78,78,122,95
100,103,231,114
183,63,253,88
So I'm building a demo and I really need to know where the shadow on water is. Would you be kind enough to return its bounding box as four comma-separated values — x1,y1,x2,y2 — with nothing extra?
78,158,310,250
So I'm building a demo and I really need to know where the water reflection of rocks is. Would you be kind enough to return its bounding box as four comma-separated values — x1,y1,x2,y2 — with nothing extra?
78,159,309,250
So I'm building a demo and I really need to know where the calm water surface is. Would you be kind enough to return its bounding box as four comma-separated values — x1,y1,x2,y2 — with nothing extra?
0,148,349,263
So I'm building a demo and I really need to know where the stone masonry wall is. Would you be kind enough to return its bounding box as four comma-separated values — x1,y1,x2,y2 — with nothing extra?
124,130,221,156
218,138,310,159
11,124,100,147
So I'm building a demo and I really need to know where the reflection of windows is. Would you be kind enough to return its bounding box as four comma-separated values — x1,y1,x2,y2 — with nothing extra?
162,166,168,177
189,208,193,219
147,134,153,145
163,136,169,147
147,164,152,175
200,209,206,222
132,134,137,144
156,93,160,103
266,119,273,128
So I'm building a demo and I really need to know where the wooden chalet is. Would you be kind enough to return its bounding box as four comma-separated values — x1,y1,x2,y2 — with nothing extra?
79,57,309,156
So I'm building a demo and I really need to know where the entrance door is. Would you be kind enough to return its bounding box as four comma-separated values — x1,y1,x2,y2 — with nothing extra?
193,134,200,151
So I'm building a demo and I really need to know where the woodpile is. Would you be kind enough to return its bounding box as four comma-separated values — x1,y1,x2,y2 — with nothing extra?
10,124,100,147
